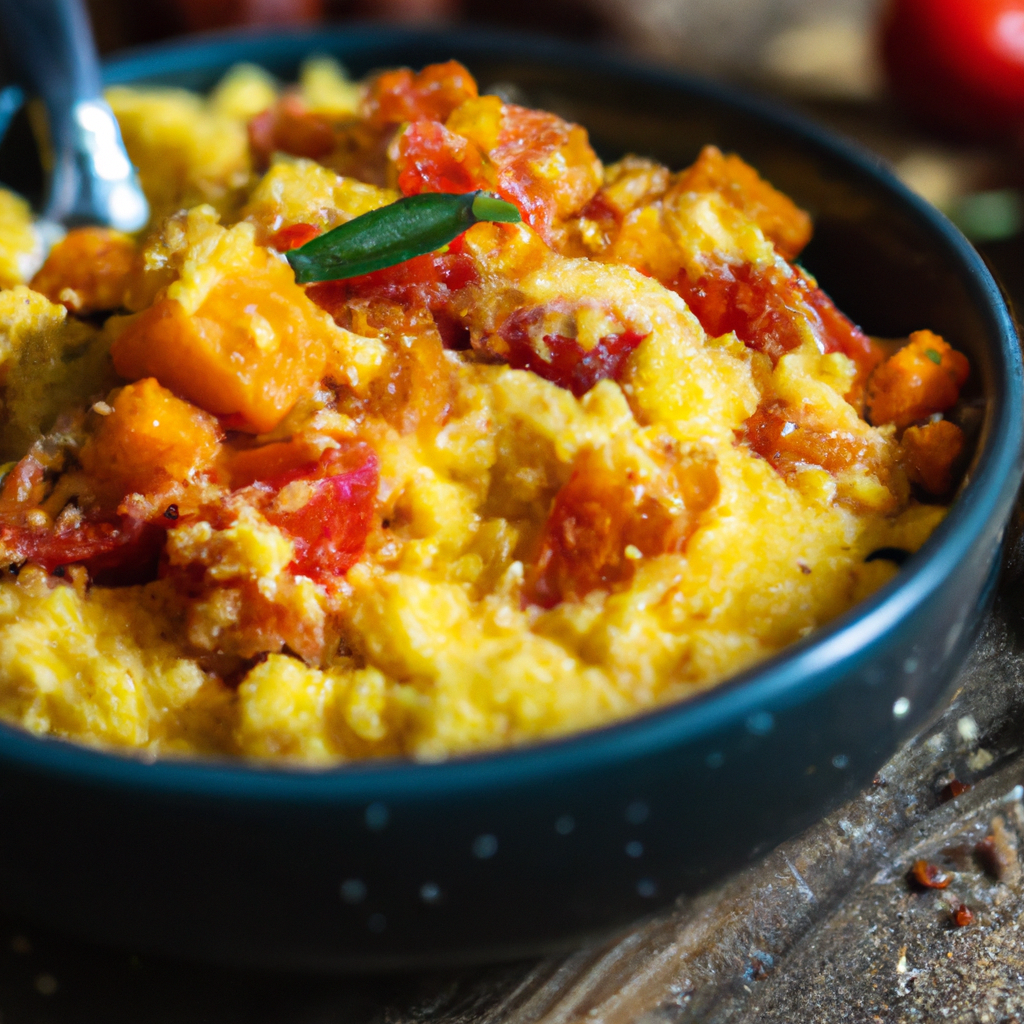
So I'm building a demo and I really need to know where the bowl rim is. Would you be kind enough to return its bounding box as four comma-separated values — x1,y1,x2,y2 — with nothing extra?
1,24,1021,799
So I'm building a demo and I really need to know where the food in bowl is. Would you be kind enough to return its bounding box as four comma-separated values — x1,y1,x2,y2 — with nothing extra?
0,59,969,762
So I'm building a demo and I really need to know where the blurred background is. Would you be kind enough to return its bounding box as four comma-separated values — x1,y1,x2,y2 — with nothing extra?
80,0,1024,254
83,0,882,97
86,0,884,100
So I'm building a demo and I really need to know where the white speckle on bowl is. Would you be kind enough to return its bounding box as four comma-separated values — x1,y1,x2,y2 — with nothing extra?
368,913,386,933
555,815,575,835
863,666,884,686
365,802,390,831
625,801,649,825
746,712,774,736
957,715,980,744
944,619,964,656
472,834,498,859
340,878,367,904
636,879,657,898
419,882,441,904
832,754,849,769
903,657,919,674
893,697,911,718
626,841,644,858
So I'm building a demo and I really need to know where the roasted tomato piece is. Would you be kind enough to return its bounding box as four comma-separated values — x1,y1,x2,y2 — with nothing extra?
526,445,718,608
362,61,478,129
742,404,875,479
866,330,970,430
901,419,965,495
395,119,492,196
308,248,477,354
269,223,321,252
673,261,882,379
308,248,477,319
30,227,136,315
248,93,336,170
254,442,379,582
496,304,646,398
0,515,164,585
489,104,602,248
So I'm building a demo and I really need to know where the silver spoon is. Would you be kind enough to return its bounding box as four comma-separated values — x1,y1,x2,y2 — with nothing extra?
0,0,148,233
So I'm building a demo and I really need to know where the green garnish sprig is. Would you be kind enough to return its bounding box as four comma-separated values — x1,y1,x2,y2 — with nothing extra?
286,191,521,284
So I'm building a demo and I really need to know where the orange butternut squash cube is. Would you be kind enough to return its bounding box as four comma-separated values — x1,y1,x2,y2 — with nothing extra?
902,419,965,495
674,146,813,261
80,377,222,505
867,330,970,431
31,227,136,315
111,248,332,432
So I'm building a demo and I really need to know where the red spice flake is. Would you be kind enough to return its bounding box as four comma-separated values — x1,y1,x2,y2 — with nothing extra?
270,223,321,253
910,859,951,889
939,779,972,803
952,903,974,927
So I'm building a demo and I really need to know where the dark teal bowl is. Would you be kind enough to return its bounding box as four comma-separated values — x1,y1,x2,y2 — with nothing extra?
0,27,1020,971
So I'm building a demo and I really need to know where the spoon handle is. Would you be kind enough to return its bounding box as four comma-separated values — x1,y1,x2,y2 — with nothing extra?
0,0,148,231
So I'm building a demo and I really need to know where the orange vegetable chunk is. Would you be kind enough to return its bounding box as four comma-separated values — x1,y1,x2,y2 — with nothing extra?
902,419,965,495
228,437,324,490
80,377,222,505
867,330,969,430
111,247,332,433
675,146,813,261
30,227,136,314
526,446,718,608
362,61,478,128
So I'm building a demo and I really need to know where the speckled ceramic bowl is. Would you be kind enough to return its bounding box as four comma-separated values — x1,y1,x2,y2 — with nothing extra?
0,27,1020,971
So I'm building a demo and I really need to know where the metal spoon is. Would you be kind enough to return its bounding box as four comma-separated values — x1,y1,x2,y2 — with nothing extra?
0,0,148,232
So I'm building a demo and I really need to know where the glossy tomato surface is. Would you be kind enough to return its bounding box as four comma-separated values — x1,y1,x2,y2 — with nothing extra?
882,0,1024,139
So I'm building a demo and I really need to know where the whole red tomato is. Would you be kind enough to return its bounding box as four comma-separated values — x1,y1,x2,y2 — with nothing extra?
882,0,1024,140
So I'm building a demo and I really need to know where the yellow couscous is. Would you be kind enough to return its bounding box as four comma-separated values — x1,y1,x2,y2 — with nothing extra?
0,59,969,762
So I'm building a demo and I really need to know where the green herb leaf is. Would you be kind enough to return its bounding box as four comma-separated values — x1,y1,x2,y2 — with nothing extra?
286,190,521,284
925,348,942,365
